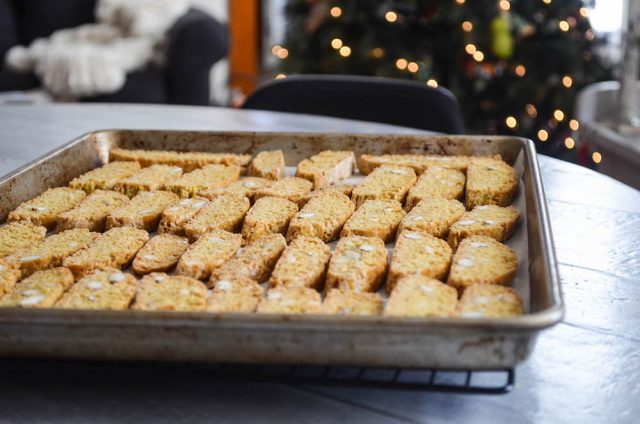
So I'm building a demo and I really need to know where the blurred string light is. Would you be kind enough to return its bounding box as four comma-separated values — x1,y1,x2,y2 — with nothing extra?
372,47,384,58
569,119,579,130
462,21,473,32
426,79,438,88
553,109,565,121
272,45,288,59
331,38,343,49
385,11,398,23
339,46,351,57
515,65,526,77
407,62,419,72
473,51,484,62
592,151,602,163
562,75,573,88
526,104,537,118
564,137,575,149
330,7,342,17
499,0,510,11
558,20,570,31
505,116,517,128
455,0,465,4
275,73,286,79
396,58,408,70
542,0,552,4
465,43,476,54
538,129,549,142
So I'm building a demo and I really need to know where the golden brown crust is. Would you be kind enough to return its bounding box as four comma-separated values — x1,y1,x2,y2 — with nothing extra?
175,230,241,280
286,190,354,242
158,197,209,236
397,198,465,239
56,190,129,232
322,289,383,316
405,167,466,210
269,236,331,290
296,150,355,189
183,194,250,240
55,269,136,310
384,275,458,317
465,157,518,209
133,273,207,311
109,148,251,171
325,235,387,293
254,177,313,208
69,161,141,193
105,190,178,231
0,267,74,308
257,286,322,314
132,233,190,275
113,164,183,198
163,164,241,198
241,196,298,243
206,277,264,313
456,284,523,318
447,205,520,249
8,187,87,230
340,199,405,242
352,165,417,208
248,150,286,181
0,221,47,258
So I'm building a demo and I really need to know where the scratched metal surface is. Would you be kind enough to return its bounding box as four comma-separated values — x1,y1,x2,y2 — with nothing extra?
0,104,638,423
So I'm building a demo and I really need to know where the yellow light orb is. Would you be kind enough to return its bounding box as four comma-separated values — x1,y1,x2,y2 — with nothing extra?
372,47,384,58
462,21,473,32
592,151,602,163
331,38,343,49
569,119,579,131
499,0,510,11
505,116,517,128
275,73,286,80
385,11,397,23
426,79,439,88
564,137,575,149
562,75,573,88
330,6,342,17
271,45,282,56
339,46,351,57
276,48,289,59
538,129,549,142
526,104,537,118
396,58,408,70
553,109,565,121
473,51,484,62
465,44,477,54
515,65,526,77
543,0,552,4
407,62,419,73
455,0,465,4
559,20,570,32
579,7,589,18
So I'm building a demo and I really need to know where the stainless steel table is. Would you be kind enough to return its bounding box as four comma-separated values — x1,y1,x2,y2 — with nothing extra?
0,104,638,424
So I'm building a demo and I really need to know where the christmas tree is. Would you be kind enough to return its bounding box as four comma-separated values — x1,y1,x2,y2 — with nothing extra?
274,0,613,164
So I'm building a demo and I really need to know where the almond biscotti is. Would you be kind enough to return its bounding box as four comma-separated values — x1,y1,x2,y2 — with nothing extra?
405,167,466,210
296,150,356,189
448,205,520,249
62,227,149,278
248,150,285,180
163,164,241,198
387,230,452,294
357,154,495,175
352,165,417,208
158,197,209,236
132,233,190,275
0,259,20,298
206,277,264,313
268,236,331,290
0,267,74,308
133,273,207,312
113,164,183,198
456,284,523,318
322,289,384,316
384,275,458,317
340,199,405,242
199,177,273,202
257,286,322,314
175,230,241,280
56,189,130,232
254,176,313,208
55,269,136,310
286,190,354,242
183,194,250,240
325,235,387,293
109,147,252,172
69,161,141,193
397,198,465,239
0,221,47,259
241,196,298,243
8,187,86,230
466,157,518,209
106,190,178,231
447,236,517,292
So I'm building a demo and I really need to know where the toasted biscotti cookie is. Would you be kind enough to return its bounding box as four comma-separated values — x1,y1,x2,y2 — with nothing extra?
132,233,190,275
241,196,298,243
133,273,207,312
0,267,73,308
341,199,405,242
55,269,136,310
405,167,466,210
69,161,141,193
106,190,178,231
465,157,518,209
398,198,465,239
109,148,252,172
113,164,183,198
299,183,356,206
163,164,241,198
286,190,354,242
296,150,356,189
63,227,149,279
206,277,264,313
0,221,47,258
6,228,99,277
447,236,517,292
0,259,20,298
326,235,387,293
384,275,458,318
322,289,383,316
387,230,452,294
254,176,313,208
456,284,523,318
158,197,209,236
175,230,241,280
269,236,331,290
199,177,273,203
56,189,130,232
352,165,417,208
8,187,87,230
357,154,498,175
209,234,287,287
248,150,285,181
257,286,322,314
448,205,520,249
184,194,250,240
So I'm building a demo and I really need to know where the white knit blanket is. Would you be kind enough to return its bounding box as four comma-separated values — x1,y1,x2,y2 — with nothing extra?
5,0,189,98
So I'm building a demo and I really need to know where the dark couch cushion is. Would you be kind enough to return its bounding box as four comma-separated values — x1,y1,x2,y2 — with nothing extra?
82,66,168,104
0,0,20,58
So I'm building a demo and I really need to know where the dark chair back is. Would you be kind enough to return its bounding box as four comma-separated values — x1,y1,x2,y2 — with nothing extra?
242,75,465,134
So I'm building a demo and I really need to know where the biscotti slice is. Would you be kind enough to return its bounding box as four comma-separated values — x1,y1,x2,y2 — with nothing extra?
358,154,483,175
56,189,130,232
299,183,356,206
0,267,73,308
209,234,287,287
133,273,207,312
269,236,331,290
199,177,273,202
248,150,285,181
325,235,387,293
206,277,264,313
384,275,458,317
106,190,178,231
55,269,136,310
183,194,250,240
387,230,452,294
175,230,241,280
62,227,149,278
158,197,209,236
447,236,517,291
466,157,518,209
113,164,183,198
0,221,47,258
109,148,252,172
340,199,405,242
0,259,21,298
257,286,322,314
6,228,99,277
398,198,465,239
296,150,356,189
8,187,86,229
132,233,190,275
405,167,466,210
322,289,384,316
254,176,313,208
241,196,298,243
163,164,241,198
456,284,523,318
69,161,141,193
448,205,520,249
286,190,354,242
352,165,417,208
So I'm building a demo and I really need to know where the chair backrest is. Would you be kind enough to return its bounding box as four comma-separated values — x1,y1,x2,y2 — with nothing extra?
242,74,465,134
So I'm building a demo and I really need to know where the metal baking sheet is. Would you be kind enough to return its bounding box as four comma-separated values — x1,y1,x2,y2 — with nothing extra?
0,130,563,369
